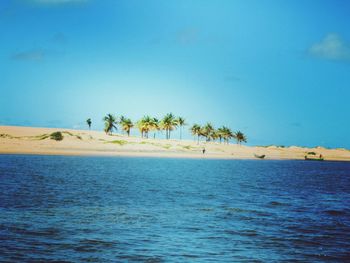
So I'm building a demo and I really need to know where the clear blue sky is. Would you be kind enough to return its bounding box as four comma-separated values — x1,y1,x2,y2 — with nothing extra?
1,0,350,148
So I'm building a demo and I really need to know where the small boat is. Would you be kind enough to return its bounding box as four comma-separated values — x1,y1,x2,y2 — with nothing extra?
254,154,265,159
304,156,324,161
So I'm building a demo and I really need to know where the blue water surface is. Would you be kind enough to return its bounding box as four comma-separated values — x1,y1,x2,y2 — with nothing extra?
0,155,350,262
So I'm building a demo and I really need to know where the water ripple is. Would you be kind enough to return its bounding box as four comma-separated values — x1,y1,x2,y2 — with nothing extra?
0,155,349,262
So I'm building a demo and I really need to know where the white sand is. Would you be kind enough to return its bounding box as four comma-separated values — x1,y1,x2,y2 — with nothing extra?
1,125,349,161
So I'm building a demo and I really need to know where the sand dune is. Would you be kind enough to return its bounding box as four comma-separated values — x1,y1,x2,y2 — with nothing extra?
0,125,349,161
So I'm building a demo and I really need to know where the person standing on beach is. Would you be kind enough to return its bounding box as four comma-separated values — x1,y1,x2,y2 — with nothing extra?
202,148,206,154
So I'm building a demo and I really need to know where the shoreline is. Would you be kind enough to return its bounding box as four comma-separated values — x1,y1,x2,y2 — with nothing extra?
1,125,349,162
2,152,350,163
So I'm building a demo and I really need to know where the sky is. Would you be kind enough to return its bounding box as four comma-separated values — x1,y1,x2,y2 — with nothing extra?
0,0,350,148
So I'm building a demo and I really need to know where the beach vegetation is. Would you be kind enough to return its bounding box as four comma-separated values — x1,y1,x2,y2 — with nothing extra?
162,144,172,149
59,131,82,140
120,116,133,136
235,131,247,145
137,115,153,138
307,151,316,155
0,133,20,139
177,117,186,140
161,113,178,139
50,132,64,141
86,118,92,130
103,114,118,135
201,123,215,142
108,140,127,146
100,112,247,145
223,127,234,144
190,124,201,144
150,117,160,139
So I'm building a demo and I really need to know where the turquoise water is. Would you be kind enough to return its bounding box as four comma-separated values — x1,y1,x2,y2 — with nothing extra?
0,155,349,262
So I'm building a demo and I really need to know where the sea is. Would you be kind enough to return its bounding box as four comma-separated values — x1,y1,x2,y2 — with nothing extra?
0,154,349,262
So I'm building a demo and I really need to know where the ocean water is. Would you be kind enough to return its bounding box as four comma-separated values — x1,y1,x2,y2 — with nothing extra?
0,155,349,262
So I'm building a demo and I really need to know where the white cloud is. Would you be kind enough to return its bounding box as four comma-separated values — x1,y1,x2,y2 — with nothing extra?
308,33,350,61
11,49,45,61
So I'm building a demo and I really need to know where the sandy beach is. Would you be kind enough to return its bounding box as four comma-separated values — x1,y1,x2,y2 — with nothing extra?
0,125,349,161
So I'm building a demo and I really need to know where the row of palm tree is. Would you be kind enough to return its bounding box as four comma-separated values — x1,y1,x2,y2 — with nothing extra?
86,113,247,144
190,123,247,145
137,115,158,139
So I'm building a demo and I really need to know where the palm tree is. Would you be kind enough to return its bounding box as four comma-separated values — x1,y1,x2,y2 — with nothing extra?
216,126,233,144
103,114,118,135
86,118,92,130
177,117,186,140
223,126,234,144
161,113,177,139
235,131,247,145
150,117,160,139
137,119,145,138
137,116,152,138
216,126,226,143
201,123,215,142
120,116,133,136
209,130,218,141
190,124,201,144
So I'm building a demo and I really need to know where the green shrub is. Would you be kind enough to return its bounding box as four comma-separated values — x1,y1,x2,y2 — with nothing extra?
35,134,50,140
108,140,127,145
50,132,64,141
163,144,171,149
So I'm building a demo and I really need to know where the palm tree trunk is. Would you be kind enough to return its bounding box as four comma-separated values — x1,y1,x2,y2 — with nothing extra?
180,127,182,140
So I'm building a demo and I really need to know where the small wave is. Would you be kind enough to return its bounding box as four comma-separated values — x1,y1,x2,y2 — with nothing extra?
240,230,259,237
223,229,259,237
268,201,290,207
198,207,214,212
324,210,347,216
73,239,117,252
74,245,99,253
222,207,271,217
223,207,246,213
184,226,202,231
118,254,164,262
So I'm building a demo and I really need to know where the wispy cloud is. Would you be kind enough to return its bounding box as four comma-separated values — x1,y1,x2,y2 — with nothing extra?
290,122,302,128
308,33,350,62
11,49,45,61
224,75,241,82
51,32,67,44
176,27,199,45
